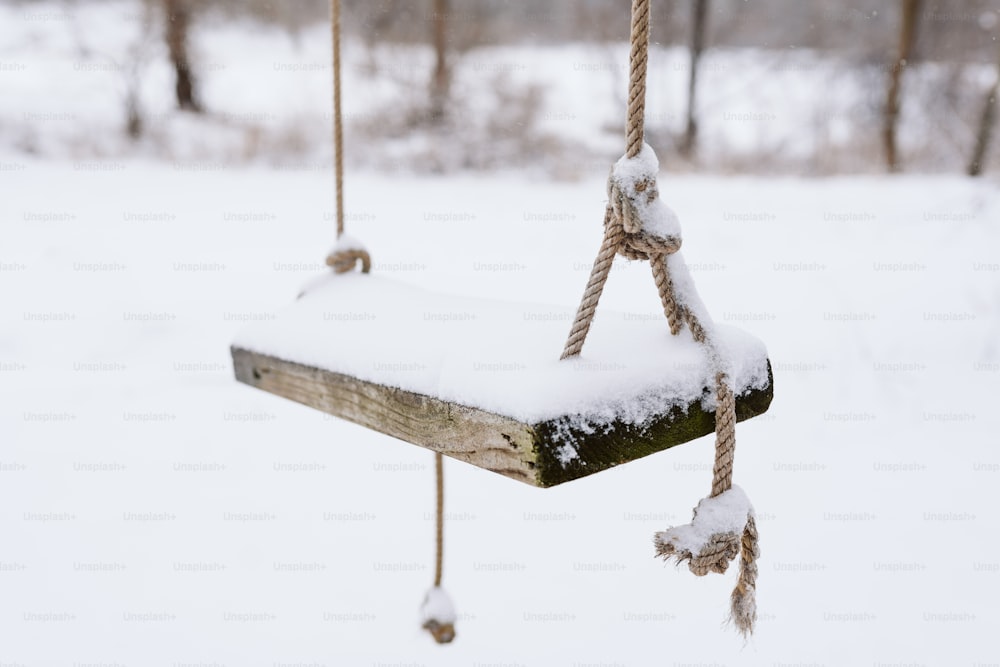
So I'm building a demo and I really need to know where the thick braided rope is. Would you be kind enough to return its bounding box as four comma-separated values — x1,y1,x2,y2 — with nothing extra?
554,0,758,636
686,532,740,575
651,257,683,335
560,205,622,360
553,0,757,632
654,258,734,500
561,0,655,360
561,0,737,499
654,366,753,635
626,0,650,159
325,0,371,274
711,373,736,498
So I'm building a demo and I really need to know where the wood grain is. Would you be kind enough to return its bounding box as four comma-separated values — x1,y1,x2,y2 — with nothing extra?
232,346,773,487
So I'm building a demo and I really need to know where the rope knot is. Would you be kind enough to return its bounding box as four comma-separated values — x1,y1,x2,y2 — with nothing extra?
560,0,762,638
654,487,760,637
658,530,740,576
606,145,682,262
325,233,371,274
420,585,456,644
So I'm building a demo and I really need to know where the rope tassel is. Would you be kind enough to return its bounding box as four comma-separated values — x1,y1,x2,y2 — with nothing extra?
654,376,760,637
420,452,456,644
556,0,763,631
654,495,759,636
731,515,760,636
420,585,456,644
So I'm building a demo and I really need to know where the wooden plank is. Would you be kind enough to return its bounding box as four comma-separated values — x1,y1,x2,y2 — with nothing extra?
232,347,539,484
232,346,773,488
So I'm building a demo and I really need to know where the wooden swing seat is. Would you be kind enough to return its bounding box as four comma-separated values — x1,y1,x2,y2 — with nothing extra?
231,273,772,487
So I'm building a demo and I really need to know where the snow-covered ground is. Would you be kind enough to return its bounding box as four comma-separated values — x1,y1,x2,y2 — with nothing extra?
3,159,999,665
3,1,1000,665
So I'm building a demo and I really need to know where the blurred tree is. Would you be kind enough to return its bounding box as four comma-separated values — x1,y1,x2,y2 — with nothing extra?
681,0,709,157
124,1,156,139
164,0,201,111
883,0,921,172
968,42,1000,176
429,0,450,123
124,60,144,139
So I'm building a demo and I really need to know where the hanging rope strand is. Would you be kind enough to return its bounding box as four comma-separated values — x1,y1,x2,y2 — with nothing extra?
560,207,622,360
562,0,735,503
433,451,444,588
561,0,655,360
421,450,456,644
325,0,371,274
560,0,759,636
625,0,651,158
711,374,736,498
330,0,344,238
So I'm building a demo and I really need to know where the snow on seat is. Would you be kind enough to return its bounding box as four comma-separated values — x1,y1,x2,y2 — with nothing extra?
231,273,773,487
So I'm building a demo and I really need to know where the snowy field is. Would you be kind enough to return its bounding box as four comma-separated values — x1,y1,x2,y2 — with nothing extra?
3,162,999,666
3,2,1000,666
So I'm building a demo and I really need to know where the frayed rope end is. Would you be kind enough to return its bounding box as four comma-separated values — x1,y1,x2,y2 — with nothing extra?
653,491,760,636
419,586,456,644
729,514,760,637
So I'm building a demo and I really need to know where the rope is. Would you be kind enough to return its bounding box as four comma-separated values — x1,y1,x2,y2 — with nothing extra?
559,0,759,635
731,514,759,637
562,0,679,362
434,451,444,588
325,0,371,274
561,173,681,360
683,532,740,575
561,0,734,503
711,373,736,498
560,206,623,360
651,256,682,335
626,0,651,158
326,247,371,274
331,0,344,238
421,451,455,644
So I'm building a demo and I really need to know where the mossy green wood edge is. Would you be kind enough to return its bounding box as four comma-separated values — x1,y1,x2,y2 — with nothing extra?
534,362,773,486
232,346,773,488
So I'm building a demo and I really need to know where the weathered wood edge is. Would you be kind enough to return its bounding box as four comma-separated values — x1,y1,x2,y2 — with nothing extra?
232,346,540,485
231,346,773,488
531,361,774,486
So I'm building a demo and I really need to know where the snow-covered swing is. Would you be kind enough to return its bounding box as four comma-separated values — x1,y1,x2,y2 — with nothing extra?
231,0,772,640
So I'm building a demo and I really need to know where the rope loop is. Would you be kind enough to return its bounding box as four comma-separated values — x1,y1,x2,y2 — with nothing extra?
325,248,371,274
606,171,681,263
657,530,740,576
653,486,759,635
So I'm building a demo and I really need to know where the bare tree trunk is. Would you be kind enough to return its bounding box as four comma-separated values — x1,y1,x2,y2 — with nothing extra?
883,0,920,172
429,0,449,123
164,0,201,112
681,0,708,158
968,45,1000,177
124,0,155,139
125,87,143,139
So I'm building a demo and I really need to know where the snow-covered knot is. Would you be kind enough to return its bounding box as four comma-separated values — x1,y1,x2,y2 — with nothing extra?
607,143,682,261
663,530,741,576
420,586,456,644
325,233,371,274
654,486,760,637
